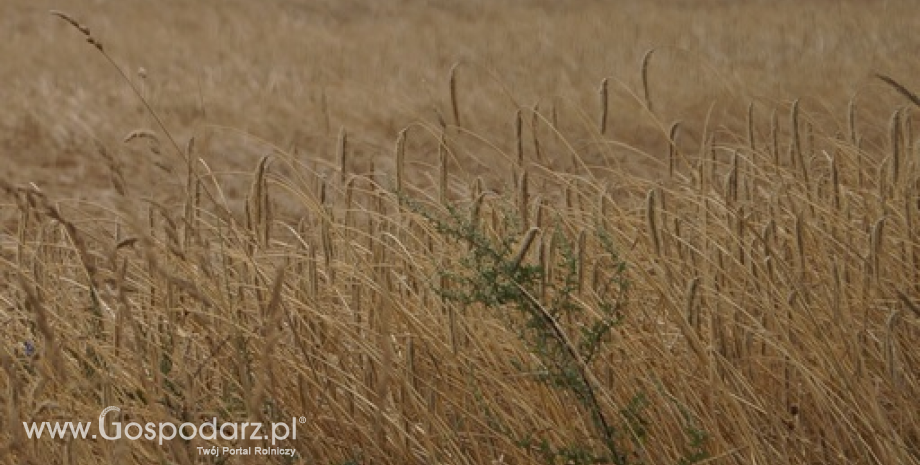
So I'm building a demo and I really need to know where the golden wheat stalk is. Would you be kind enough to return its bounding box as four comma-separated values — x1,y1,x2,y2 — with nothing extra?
646,189,661,256
640,48,655,113
668,121,681,178
766,110,778,175
685,277,701,332
747,102,756,152
598,77,609,134
847,96,859,144
438,130,449,205
510,227,540,272
395,128,407,193
518,171,529,230
888,109,901,187
531,103,543,162
515,108,524,168
338,127,348,186
576,229,587,293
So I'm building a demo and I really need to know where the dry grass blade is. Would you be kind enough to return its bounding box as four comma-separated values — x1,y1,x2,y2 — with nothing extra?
646,188,661,256
747,102,756,152
123,129,160,145
898,291,920,319
641,48,655,113
876,73,920,107
515,108,524,167
338,126,348,185
439,129,449,204
510,227,540,271
449,62,462,127
249,261,288,421
395,128,407,194
246,155,272,247
599,77,609,134
888,108,901,186
518,170,529,229
668,121,681,178
848,96,859,144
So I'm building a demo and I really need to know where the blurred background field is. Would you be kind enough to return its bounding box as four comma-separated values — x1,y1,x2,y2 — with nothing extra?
3,0,919,197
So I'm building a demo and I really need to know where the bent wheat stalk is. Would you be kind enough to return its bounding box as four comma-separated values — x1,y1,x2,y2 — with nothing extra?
876,73,920,107
50,10,186,166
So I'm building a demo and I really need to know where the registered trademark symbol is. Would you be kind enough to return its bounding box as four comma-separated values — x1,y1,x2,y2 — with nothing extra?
299,417,307,424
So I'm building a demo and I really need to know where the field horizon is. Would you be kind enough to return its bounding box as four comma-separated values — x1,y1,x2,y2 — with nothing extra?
1,1,919,464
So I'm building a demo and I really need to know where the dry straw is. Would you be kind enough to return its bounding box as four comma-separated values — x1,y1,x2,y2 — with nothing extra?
510,227,540,272
246,155,272,247
790,99,810,183
770,109,780,168
640,48,655,113
449,62,461,127
576,229,587,293
598,77,609,134
870,217,886,284
338,126,348,186
248,261,288,423
884,307,903,387
515,108,524,168
531,103,543,162
888,108,901,188
646,188,661,256
685,277,701,333
747,102,756,152
395,128,407,194
668,121,681,178
898,291,920,318
847,96,859,145
518,170,530,230
438,129,449,205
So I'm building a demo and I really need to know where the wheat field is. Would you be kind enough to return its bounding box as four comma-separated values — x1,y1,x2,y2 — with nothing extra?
1,1,919,464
